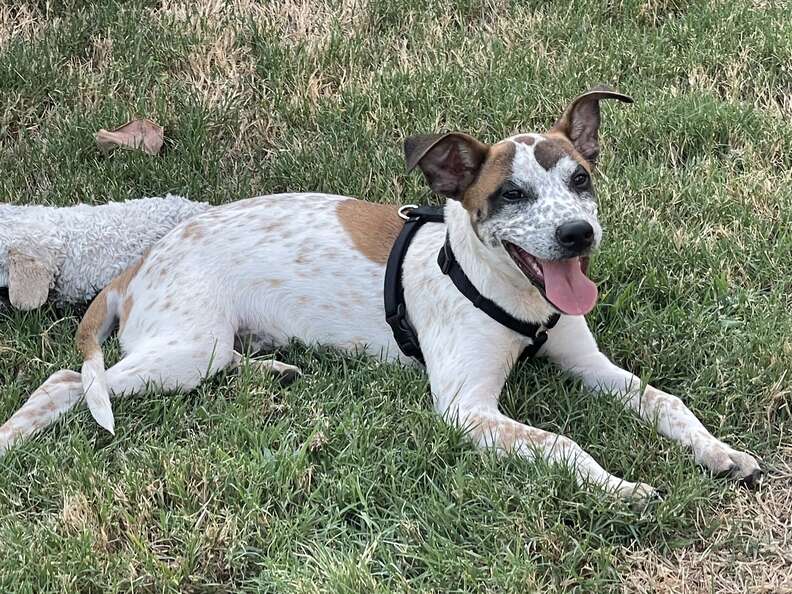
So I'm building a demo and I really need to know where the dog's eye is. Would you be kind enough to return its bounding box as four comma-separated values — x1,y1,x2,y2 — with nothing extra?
502,189,524,201
572,171,590,189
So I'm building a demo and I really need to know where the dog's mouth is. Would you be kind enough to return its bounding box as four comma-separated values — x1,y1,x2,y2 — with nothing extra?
503,241,597,316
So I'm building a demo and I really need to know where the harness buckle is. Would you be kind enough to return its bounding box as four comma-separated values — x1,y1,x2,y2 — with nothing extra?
385,303,422,359
398,204,419,220
532,330,549,349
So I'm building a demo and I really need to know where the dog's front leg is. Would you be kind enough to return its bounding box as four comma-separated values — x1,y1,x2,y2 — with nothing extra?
423,342,656,503
542,315,761,483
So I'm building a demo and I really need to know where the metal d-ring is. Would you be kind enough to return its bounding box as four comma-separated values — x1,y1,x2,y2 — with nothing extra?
398,204,419,220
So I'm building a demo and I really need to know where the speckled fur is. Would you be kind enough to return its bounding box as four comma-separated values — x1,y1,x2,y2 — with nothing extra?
0,194,209,309
0,88,761,500
476,134,602,259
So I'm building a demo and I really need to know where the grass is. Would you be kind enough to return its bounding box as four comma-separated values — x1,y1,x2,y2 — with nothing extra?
1,0,791,591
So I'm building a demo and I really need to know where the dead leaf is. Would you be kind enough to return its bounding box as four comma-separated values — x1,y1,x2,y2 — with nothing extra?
95,118,164,156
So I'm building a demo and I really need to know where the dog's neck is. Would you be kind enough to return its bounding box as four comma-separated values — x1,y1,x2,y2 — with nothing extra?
444,200,556,324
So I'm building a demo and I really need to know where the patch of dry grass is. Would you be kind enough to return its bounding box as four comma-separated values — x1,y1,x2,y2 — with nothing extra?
0,3,46,51
622,448,792,593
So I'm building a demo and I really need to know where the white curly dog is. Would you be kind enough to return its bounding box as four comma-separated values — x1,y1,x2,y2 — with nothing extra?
0,194,208,310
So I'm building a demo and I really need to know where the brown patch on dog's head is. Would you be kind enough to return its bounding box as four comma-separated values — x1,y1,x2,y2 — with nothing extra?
548,84,633,166
337,199,404,265
533,139,567,171
543,132,592,171
460,142,515,221
513,135,535,146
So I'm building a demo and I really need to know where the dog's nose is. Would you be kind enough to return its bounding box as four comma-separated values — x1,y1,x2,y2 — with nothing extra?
555,220,594,253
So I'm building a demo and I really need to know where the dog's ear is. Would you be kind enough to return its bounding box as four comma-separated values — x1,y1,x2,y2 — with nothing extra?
7,246,56,310
549,85,633,166
404,133,489,199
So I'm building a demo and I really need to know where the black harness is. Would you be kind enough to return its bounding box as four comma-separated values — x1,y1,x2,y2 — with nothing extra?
384,205,560,365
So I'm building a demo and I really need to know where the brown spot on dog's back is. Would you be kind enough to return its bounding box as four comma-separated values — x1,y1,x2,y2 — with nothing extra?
181,221,205,240
260,222,282,233
462,141,515,216
337,199,403,265
111,254,146,293
119,295,134,333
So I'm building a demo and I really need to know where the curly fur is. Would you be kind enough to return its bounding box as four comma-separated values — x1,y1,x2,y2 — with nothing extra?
0,194,209,309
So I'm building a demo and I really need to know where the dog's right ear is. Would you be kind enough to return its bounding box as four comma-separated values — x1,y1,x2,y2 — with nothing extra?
549,85,633,166
404,133,489,200
7,246,56,310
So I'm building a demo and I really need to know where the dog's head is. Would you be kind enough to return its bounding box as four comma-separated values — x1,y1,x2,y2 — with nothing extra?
405,85,632,316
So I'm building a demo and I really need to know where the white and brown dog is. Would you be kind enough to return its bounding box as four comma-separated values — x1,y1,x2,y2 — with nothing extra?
0,87,760,502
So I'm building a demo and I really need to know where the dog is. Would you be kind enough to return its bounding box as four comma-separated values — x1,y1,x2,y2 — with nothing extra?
0,87,760,502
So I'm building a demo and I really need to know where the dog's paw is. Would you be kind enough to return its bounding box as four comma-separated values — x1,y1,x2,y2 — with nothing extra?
697,442,762,486
617,481,661,511
274,363,303,386
250,359,303,386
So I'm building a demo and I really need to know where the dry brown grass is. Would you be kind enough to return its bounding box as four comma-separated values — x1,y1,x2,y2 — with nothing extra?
0,3,46,51
153,1,258,111
621,448,792,593
257,0,369,43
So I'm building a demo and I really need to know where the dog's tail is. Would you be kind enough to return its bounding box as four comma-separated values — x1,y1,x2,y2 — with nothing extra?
76,256,146,433
76,284,121,434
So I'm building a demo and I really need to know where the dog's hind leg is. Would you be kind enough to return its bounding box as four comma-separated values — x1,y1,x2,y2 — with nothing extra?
542,315,762,484
104,336,237,399
0,335,238,455
0,370,83,454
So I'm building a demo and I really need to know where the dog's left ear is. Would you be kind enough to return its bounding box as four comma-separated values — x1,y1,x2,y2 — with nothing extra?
404,133,489,200
550,85,633,166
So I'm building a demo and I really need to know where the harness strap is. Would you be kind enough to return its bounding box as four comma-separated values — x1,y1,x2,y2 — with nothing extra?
437,234,560,343
383,206,445,364
384,205,560,365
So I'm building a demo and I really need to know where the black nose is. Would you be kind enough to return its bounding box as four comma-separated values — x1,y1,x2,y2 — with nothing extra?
555,220,595,253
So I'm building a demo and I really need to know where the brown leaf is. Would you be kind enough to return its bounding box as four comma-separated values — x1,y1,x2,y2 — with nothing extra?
95,118,164,156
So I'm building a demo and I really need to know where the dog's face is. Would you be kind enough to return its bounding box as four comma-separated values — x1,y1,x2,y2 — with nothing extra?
405,86,632,316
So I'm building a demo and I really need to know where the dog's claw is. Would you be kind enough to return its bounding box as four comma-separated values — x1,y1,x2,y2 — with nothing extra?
276,366,303,386
740,466,763,488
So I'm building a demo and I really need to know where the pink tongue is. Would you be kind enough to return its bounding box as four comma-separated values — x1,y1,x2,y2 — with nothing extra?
540,258,598,316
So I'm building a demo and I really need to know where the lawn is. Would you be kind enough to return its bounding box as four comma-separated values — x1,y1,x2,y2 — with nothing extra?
1,0,791,592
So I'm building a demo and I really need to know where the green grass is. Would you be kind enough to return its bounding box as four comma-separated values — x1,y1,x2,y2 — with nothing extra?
1,0,791,592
